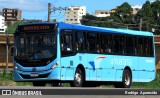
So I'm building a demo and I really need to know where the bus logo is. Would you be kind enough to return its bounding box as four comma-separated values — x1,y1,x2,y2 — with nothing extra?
32,67,36,72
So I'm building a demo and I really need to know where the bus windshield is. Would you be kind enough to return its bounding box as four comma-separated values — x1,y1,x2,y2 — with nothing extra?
14,33,56,60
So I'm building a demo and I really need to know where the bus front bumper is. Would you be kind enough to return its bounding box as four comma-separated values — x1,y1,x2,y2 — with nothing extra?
14,67,61,82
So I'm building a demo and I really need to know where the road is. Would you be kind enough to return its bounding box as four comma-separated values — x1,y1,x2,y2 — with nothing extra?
0,86,160,98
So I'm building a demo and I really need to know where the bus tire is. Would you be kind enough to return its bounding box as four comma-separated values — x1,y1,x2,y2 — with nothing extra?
32,81,45,86
114,69,132,88
70,68,84,87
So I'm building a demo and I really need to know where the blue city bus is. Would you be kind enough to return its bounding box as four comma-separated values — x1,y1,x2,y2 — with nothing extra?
13,22,155,88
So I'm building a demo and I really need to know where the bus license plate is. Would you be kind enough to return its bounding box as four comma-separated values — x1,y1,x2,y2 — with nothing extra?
30,73,39,77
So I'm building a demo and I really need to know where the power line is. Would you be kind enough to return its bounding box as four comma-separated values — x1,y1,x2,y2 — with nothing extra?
48,3,67,22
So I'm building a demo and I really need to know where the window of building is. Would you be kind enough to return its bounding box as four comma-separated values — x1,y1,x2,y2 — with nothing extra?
75,19,77,21
70,19,73,21
74,12,76,14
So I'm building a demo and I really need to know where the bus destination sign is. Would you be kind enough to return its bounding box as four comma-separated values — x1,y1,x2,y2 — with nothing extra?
17,24,57,32
23,25,50,31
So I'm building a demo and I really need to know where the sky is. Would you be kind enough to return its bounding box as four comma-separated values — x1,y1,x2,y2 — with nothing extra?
0,0,152,22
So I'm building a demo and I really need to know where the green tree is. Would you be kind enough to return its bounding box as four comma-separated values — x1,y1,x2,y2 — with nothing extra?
7,20,26,34
151,0,160,34
115,2,133,23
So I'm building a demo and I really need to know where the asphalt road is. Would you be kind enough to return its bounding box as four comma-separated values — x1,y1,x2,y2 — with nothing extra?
0,86,160,98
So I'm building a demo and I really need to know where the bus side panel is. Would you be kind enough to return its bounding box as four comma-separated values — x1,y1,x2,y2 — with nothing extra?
61,56,75,80
131,56,139,82
87,54,97,81
87,54,116,81
138,57,155,82
115,70,123,81
114,56,139,82
60,53,88,81
101,55,116,81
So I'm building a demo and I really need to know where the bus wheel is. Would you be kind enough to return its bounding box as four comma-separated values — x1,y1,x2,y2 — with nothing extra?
70,68,84,87
32,81,45,86
114,69,132,88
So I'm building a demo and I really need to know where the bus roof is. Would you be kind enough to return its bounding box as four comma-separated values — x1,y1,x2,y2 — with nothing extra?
18,22,153,37
58,22,153,37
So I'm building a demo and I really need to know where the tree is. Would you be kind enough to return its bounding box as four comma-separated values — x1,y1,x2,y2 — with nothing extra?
151,0,160,34
81,1,160,34
7,20,26,34
115,2,133,22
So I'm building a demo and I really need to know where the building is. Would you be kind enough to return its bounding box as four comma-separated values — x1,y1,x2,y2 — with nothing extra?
95,10,111,17
131,5,142,15
2,8,22,21
0,15,7,33
65,6,86,24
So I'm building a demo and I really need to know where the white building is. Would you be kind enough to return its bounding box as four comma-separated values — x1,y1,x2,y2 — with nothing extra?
0,15,7,33
95,10,111,17
65,6,86,24
131,5,142,15
132,5,142,10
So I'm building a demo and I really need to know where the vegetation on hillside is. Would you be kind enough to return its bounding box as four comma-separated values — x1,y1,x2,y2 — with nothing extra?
7,20,26,34
81,1,160,34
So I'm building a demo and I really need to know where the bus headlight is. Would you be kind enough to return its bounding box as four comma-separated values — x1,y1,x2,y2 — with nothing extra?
14,65,19,70
51,62,59,69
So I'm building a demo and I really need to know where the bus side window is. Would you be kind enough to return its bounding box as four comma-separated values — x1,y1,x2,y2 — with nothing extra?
113,35,120,54
101,34,112,54
61,30,74,56
148,38,154,57
138,37,144,56
119,35,125,54
87,32,97,52
76,31,85,51
144,38,149,56
144,37,153,56
134,36,137,55
126,36,135,55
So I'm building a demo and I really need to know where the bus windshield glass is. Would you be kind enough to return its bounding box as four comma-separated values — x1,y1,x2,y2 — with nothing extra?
14,33,56,60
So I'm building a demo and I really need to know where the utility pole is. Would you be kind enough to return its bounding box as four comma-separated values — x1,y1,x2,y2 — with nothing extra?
47,3,67,22
48,3,51,22
139,18,142,31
